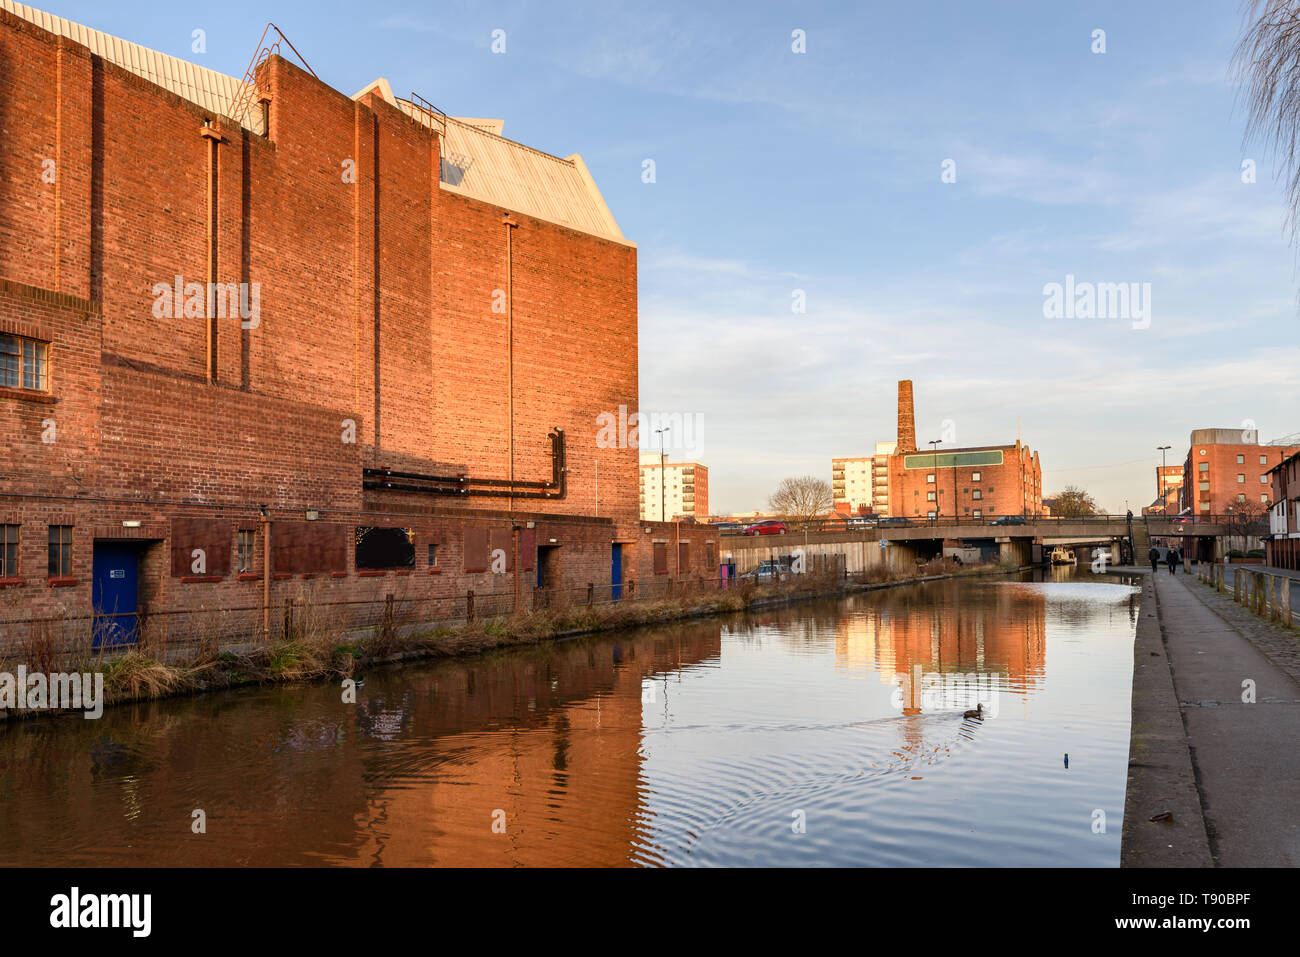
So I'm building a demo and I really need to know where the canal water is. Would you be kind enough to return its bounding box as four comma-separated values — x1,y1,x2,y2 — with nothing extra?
0,567,1140,867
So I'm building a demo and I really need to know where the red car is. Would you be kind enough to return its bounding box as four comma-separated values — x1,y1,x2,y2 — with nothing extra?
742,520,788,536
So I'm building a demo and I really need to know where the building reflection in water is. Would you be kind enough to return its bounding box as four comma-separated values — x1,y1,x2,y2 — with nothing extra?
340,619,726,867
834,580,1047,717
0,575,1142,867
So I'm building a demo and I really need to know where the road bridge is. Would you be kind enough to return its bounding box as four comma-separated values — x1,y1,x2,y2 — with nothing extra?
717,515,1258,575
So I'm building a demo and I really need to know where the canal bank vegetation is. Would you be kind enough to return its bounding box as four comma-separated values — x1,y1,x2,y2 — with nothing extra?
0,558,1021,720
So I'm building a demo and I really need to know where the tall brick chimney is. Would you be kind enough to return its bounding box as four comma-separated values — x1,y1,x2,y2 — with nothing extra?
897,379,916,453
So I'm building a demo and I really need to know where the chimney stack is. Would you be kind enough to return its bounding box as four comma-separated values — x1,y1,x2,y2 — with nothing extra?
897,379,916,453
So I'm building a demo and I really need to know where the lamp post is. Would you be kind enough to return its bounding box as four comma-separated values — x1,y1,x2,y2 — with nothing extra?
929,439,941,525
655,427,669,522
1157,445,1171,515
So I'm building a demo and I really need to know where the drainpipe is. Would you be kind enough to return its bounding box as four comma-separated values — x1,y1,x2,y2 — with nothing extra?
505,214,519,612
260,505,270,640
505,215,518,503
201,120,224,382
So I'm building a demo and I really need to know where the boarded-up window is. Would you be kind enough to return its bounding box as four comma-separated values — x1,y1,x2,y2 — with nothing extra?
273,522,347,574
464,525,489,573
171,518,232,577
705,542,716,568
488,527,512,572
355,527,415,569
519,528,535,571
653,542,667,575
678,542,690,573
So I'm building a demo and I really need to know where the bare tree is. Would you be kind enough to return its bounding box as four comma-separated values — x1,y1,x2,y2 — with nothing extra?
769,476,834,530
1225,497,1271,554
1235,1,1300,246
1049,485,1099,517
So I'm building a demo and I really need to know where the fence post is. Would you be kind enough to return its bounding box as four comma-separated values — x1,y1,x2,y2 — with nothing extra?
628,580,636,600
384,593,395,635
466,590,475,623
586,583,594,606
283,598,294,639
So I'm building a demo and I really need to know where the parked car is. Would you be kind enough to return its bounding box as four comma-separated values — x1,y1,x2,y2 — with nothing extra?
742,519,788,536
877,516,911,527
988,515,1027,526
713,522,744,532
845,516,877,528
742,558,792,582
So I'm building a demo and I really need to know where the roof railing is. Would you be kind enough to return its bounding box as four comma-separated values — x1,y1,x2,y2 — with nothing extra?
227,22,318,130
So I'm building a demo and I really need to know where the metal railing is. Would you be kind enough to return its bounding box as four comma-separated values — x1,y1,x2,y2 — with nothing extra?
715,513,1265,536
0,569,852,667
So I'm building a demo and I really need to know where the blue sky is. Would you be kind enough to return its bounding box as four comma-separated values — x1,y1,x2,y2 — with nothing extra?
47,0,1300,512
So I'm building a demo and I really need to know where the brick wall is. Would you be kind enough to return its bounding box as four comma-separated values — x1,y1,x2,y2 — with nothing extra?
0,8,644,639
888,444,1043,519
1179,442,1298,516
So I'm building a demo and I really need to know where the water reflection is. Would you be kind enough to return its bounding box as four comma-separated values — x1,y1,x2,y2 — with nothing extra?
0,568,1140,867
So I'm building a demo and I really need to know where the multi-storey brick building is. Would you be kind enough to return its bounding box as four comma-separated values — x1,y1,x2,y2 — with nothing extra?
1175,430,1297,517
1142,464,1184,516
638,454,709,521
1266,450,1300,570
886,380,1042,520
0,3,721,645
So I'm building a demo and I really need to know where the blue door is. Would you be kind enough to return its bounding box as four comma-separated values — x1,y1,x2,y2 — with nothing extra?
92,544,139,648
611,544,623,600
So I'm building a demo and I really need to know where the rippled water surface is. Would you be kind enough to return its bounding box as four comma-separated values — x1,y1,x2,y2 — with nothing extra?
0,568,1140,866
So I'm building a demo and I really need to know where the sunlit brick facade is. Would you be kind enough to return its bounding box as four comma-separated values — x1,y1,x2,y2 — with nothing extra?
0,3,695,641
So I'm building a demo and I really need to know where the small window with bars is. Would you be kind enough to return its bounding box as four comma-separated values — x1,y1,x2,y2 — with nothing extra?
0,334,48,391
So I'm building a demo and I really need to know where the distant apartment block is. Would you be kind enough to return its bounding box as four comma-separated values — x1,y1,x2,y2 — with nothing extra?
1143,464,1184,515
639,454,709,521
832,457,873,514
1176,429,1298,516
872,441,896,516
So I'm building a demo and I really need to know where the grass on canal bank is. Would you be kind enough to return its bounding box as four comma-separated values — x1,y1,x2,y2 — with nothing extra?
0,557,1022,720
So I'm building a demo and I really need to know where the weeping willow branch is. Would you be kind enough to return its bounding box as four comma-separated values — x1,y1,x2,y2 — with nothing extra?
1234,0,1300,247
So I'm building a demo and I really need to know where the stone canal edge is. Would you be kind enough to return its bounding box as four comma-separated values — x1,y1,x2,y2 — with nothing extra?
1122,570,1215,867
1122,565,1300,867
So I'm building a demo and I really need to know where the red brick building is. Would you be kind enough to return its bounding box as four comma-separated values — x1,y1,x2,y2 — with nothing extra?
1266,451,1300,570
886,381,1043,520
1142,464,1183,516
0,4,719,644
1175,430,1297,518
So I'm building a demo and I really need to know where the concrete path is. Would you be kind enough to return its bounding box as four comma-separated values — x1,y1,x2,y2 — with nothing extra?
1125,567,1300,866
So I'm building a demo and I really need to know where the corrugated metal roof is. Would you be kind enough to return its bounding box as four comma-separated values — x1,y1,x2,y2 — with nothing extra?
386,89,628,245
2,2,628,245
0,0,264,133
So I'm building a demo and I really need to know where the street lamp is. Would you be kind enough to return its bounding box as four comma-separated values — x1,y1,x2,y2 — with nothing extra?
1157,445,1171,515
655,427,669,522
929,439,941,525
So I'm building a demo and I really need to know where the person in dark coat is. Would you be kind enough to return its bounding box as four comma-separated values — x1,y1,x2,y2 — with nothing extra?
1166,546,1180,575
1148,546,1160,572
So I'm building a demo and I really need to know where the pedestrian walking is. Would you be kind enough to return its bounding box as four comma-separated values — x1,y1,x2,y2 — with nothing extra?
1166,546,1180,575
1148,545,1160,573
